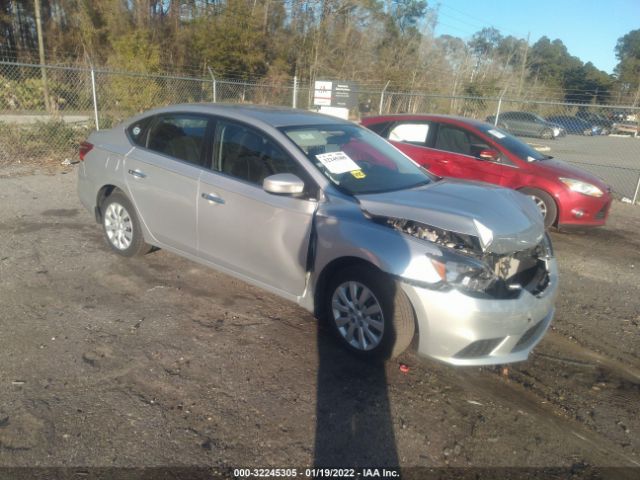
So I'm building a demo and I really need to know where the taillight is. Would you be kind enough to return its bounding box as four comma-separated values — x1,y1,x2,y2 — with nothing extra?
79,141,94,161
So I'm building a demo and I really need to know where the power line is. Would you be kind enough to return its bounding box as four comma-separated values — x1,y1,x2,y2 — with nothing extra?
437,1,522,37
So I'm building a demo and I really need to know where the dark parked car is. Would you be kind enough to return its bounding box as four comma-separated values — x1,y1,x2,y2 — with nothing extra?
546,115,608,136
575,111,613,129
486,111,561,139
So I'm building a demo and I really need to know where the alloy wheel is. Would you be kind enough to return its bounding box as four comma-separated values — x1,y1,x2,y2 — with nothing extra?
530,195,548,218
331,281,385,351
104,202,133,250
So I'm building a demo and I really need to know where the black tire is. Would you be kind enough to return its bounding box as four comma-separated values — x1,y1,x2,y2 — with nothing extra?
325,265,415,359
519,187,558,228
101,190,152,257
540,128,554,140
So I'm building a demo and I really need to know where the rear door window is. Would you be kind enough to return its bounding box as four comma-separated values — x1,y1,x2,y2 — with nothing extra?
146,114,209,167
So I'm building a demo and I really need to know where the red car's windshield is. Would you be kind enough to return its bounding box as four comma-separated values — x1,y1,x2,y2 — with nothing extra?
477,123,550,162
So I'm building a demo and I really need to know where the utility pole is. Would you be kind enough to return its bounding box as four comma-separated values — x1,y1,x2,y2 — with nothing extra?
517,32,530,98
33,0,51,112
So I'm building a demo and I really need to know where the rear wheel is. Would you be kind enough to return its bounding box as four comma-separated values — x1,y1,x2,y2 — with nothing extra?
540,128,554,140
101,191,152,257
326,266,415,359
520,187,557,228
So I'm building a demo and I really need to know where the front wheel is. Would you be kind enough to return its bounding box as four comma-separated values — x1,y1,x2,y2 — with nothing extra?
519,187,558,228
326,266,415,359
101,191,152,257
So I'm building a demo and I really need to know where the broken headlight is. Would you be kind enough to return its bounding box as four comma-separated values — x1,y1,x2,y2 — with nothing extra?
428,250,498,294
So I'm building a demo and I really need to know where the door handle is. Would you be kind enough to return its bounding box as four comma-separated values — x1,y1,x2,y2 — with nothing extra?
128,169,147,179
201,192,225,205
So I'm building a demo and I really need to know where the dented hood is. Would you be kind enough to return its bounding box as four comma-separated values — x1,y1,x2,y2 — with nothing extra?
356,179,545,254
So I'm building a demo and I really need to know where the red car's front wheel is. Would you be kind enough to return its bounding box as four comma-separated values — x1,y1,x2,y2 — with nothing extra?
520,188,558,228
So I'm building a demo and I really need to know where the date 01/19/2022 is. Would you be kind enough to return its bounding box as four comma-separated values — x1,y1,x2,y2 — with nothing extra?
233,468,400,478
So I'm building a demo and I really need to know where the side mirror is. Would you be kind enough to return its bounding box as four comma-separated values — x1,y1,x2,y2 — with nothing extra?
478,149,499,161
263,173,305,195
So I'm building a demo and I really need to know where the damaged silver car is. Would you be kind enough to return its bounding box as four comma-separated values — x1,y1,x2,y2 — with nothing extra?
78,104,558,365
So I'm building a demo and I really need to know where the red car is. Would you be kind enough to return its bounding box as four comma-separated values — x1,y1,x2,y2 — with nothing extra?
361,114,612,228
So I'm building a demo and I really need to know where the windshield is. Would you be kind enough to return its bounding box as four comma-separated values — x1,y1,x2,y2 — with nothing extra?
477,123,549,162
282,124,432,194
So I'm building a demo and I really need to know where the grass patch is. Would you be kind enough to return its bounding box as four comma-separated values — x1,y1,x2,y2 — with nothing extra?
0,120,89,167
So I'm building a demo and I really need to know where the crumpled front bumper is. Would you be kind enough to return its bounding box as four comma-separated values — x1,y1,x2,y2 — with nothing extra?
401,260,559,366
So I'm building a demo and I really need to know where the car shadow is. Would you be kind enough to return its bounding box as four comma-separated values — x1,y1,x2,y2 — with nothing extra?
313,297,400,468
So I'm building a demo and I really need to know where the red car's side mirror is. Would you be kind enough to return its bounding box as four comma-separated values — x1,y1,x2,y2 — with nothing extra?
478,149,499,161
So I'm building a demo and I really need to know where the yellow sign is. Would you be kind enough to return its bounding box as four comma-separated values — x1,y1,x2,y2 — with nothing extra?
350,170,366,179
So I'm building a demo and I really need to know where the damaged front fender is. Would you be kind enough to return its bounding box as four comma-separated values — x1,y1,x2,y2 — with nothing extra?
310,195,446,289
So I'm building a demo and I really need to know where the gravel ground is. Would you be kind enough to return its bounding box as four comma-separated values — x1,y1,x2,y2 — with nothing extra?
0,165,639,478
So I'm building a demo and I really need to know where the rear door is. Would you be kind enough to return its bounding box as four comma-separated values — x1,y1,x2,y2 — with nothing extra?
524,113,544,136
428,122,503,185
501,112,529,136
125,113,211,255
197,119,317,297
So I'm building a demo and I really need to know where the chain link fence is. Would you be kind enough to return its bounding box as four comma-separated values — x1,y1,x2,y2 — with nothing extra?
1,61,639,203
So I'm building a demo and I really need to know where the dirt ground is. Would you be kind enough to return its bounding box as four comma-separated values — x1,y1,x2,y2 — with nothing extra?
0,165,639,478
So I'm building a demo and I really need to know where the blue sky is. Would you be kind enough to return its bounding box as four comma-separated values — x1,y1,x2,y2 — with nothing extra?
432,0,640,74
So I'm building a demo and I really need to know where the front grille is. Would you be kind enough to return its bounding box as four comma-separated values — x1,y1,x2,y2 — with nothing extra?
453,337,504,359
511,320,546,352
595,201,610,220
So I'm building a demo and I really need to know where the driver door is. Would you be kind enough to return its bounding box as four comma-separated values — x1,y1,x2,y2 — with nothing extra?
429,123,503,185
197,120,317,298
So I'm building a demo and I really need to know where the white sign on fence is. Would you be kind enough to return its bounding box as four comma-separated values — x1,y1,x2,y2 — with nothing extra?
314,81,333,106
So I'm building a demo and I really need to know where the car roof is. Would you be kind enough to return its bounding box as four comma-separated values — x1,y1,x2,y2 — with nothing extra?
138,103,351,128
362,113,492,129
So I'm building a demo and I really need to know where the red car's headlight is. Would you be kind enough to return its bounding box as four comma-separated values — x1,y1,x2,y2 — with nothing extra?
559,177,604,197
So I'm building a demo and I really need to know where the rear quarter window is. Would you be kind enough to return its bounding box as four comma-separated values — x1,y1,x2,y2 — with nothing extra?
126,116,154,147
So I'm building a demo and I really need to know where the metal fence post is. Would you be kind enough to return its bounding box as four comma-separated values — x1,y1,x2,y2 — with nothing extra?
90,66,100,131
207,67,217,103
494,89,507,127
633,172,640,205
292,75,298,109
379,80,390,114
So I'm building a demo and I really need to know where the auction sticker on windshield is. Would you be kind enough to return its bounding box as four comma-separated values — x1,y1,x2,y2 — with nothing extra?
315,151,361,174
488,129,506,139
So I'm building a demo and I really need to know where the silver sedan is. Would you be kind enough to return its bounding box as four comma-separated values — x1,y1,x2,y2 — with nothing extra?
77,104,558,365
